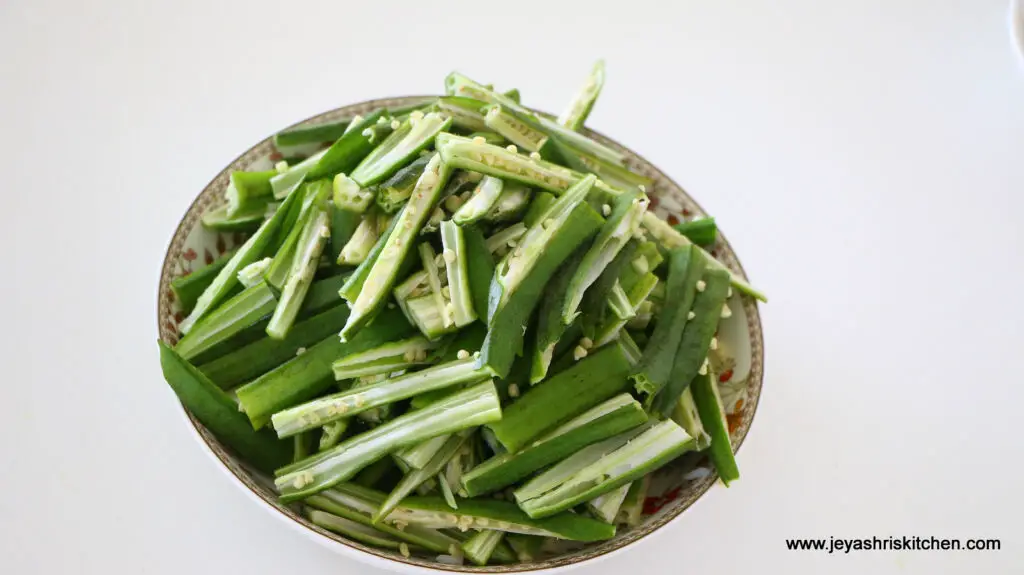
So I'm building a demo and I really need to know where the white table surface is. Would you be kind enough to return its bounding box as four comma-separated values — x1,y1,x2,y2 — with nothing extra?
2,1,1022,573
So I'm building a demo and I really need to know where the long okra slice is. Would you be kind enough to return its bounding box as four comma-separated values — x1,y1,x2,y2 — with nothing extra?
338,202,402,301
516,420,695,518
273,357,491,438
578,241,640,339
395,434,452,470
337,209,378,265
170,248,238,315
350,113,452,187
236,307,413,428
462,394,647,497
689,363,740,485
483,105,556,158
376,432,473,524
419,242,452,330
651,266,730,416
553,139,652,191
483,223,527,255
174,281,277,360
331,336,440,380
403,295,458,340
376,154,431,214
436,96,489,132
270,148,328,200
673,216,717,246
158,342,290,473
451,176,503,225
557,60,605,131
437,133,578,194
530,248,587,384
305,508,404,550
305,110,391,182
319,419,350,452
487,343,634,453
586,483,630,523
460,226,494,321
439,221,476,327
461,530,506,566
483,182,532,223
616,474,650,527
340,154,452,341
274,119,351,148
672,387,711,450
180,186,303,334
275,380,502,502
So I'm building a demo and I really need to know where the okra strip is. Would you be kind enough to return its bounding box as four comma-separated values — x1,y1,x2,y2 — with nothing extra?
306,110,390,182
616,474,650,527
236,307,413,428
462,394,647,496
200,202,265,233
530,249,588,384
484,182,532,223
483,223,527,255
158,342,290,473
651,266,730,416
403,294,458,341
180,187,302,334
462,226,495,321
487,343,634,453
273,358,492,438
340,154,452,341
483,104,554,157
506,534,544,562
337,209,378,265
516,420,695,518
305,508,404,550
419,242,451,329
319,419,350,451
630,245,705,400
275,380,502,502
376,154,431,214
350,113,452,187
672,387,711,450
461,530,505,566
170,248,237,315
641,212,767,302
225,170,276,218
264,184,315,290
437,133,577,194
331,336,440,380
690,367,740,484
436,96,489,132
440,221,476,327
270,149,328,200
606,282,634,320
306,491,458,554
380,496,615,542
557,59,605,131
396,434,451,470
174,281,277,360
377,432,472,523
586,483,630,523
554,139,652,192
523,191,556,227
451,176,503,225
674,216,717,246
274,119,351,148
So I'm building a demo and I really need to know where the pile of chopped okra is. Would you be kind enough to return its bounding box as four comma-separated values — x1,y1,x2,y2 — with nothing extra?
160,62,767,566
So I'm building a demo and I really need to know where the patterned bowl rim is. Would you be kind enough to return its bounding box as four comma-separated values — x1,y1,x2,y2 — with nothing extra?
156,95,765,573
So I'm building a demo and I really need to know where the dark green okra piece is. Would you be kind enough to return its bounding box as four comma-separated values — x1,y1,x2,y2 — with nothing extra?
690,368,740,485
173,281,277,360
673,216,717,246
556,59,605,131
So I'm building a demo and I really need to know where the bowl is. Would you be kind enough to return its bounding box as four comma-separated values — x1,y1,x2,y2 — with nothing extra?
156,95,765,573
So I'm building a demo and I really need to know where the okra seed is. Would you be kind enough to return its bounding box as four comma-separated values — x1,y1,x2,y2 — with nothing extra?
506,144,518,153
472,136,486,144
687,311,696,320
441,286,451,298
508,383,520,398
710,337,719,350
296,347,306,356
573,346,588,360
444,195,463,212
721,304,732,318
529,152,541,160
411,110,425,121
580,337,594,350
698,358,709,376
275,160,289,173
696,280,707,292
390,119,400,130
442,249,456,264
602,204,612,216
457,349,470,360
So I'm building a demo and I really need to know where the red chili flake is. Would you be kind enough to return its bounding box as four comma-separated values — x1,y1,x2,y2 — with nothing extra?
269,151,284,162
719,369,733,383
216,234,227,254
182,248,197,262
667,214,680,225
204,249,214,265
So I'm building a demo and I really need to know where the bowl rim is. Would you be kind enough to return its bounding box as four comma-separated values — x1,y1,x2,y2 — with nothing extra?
157,95,765,573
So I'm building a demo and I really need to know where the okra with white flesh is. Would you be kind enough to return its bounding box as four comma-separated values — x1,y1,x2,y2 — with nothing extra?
265,183,320,290
272,357,492,438
438,472,458,509
341,154,452,341
332,173,374,213
237,307,414,428
225,170,276,218
269,148,327,200
616,328,643,365
419,242,452,330
200,202,266,233
377,432,472,524
461,530,506,566
630,245,706,401
396,434,452,470
506,534,544,562
483,222,527,255
180,186,303,334
480,175,604,377
586,483,630,523
483,104,555,158
483,181,532,223
579,241,640,339
275,380,502,502
319,419,350,451
350,373,392,426
306,508,405,550
651,266,730,416
462,394,647,497
488,342,634,453
553,139,652,191
174,281,277,360
451,175,503,225
170,248,237,315
331,336,440,380
641,211,767,302
523,191,556,227
337,209,379,265
435,96,489,132
237,257,272,288
530,248,587,384
439,221,476,327
674,216,717,246
376,154,432,214
437,133,578,194
405,295,459,340
607,282,634,320
616,474,650,526
689,362,740,485
557,60,604,131
516,420,695,518
306,110,392,182
408,322,489,409
562,189,647,327
672,387,711,450
338,210,402,303
350,113,452,187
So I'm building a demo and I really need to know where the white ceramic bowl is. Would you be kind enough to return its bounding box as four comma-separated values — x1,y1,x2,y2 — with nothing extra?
157,96,765,573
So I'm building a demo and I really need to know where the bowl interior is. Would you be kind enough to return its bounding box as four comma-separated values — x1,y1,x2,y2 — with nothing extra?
157,96,764,572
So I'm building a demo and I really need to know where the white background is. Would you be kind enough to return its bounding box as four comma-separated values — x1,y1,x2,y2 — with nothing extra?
2,0,1022,573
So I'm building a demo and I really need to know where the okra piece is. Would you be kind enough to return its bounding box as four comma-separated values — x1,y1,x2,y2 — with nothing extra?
226,170,276,218
376,154,431,213
515,420,695,518
487,343,634,453
606,282,634,320
338,209,401,303
451,176,503,225
674,216,717,246
502,88,521,103
578,241,640,339
641,211,767,302
157,342,290,473
617,328,643,364
170,248,238,315
462,394,647,496
630,245,706,401
404,295,459,341
616,474,650,527
523,191,556,227
436,96,489,132
379,496,615,542
273,357,492,438
174,281,277,360
586,483,630,523
331,336,440,380
377,432,472,523
275,380,502,502
332,172,374,213
237,257,272,288
306,110,390,182
439,221,476,327
350,113,452,187
461,530,505,566
554,139,652,192
690,366,740,485
557,59,604,131
264,184,316,290
484,182,532,223
419,242,452,330
438,472,459,510
274,119,351,148
437,132,578,194
672,387,711,450
484,104,556,158
293,430,316,463
200,202,265,233
530,249,587,384
396,434,451,470
407,323,489,409
483,223,527,255
270,148,328,200
180,187,302,334
236,307,413,428
480,175,604,377
337,210,379,265
305,508,404,550
562,189,647,326
651,266,730,416
506,534,544,562
319,419,350,451
340,154,453,341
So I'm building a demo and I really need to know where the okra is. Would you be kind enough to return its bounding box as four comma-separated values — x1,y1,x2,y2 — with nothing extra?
461,226,494,321
270,149,328,200
651,266,730,416
502,88,521,103
419,242,452,330
306,110,390,182
306,508,404,550
506,534,544,562
461,530,506,566
236,307,413,428
557,60,604,131
331,336,440,380
616,474,650,526
170,248,237,315
516,420,695,518
530,248,587,384
319,419,350,451
523,191,556,227
483,105,555,158
407,323,489,409
396,434,452,470
554,139,652,192
275,380,502,502
293,430,316,463
274,119,351,148
338,210,401,303
332,173,374,213
436,96,489,132
376,154,431,214
672,388,711,450
180,187,302,334
483,223,527,255
578,241,640,339
405,295,459,340
437,133,578,194
673,216,717,246
451,176,503,225
586,483,630,523
606,282,634,320
337,210,379,265
690,365,740,485
226,170,276,218
483,181,532,223
158,342,290,473
237,257,272,288
174,281,277,360
487,343,634,453
462,394,647,496
200,202,265,232
377,432,472,523
439,221,476,327
350,113,452,187
340,154,452,341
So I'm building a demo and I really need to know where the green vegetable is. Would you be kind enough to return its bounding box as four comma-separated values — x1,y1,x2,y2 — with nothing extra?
462,226,494,321
174,281,277,360
673,216,717,246
226,170,276,218
462,530,506,565
530,248,588,384
375,154,431,214
337,209,379,265
557,60,604,131
671,388,711,450
690,368,739,485
616,474,650,526
437,132,577,194
439,221,476,327
331,336,441,380
377,432,472,523
451,176,503,225
170,248,237,315
435,96,489,132
483,104,556,158
506,534,544,562
395,434,451,470
319,419,350,452
200,203,265,232
586,483,630,523
274,119,351,148
350,113,452,187
305,508,404,550
306,110,390,181
484,182,532,223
